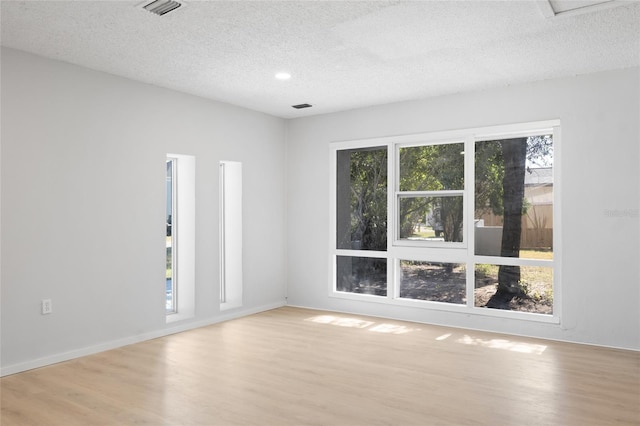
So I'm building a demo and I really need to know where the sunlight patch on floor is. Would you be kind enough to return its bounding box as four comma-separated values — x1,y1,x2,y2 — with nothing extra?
455,334,547,354
369,323,416,334
306,315,374,329
305,315,419,334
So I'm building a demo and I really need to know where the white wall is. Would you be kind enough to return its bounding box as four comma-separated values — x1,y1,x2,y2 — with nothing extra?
0,48,287,373
2,48,638,377
286,67,640,350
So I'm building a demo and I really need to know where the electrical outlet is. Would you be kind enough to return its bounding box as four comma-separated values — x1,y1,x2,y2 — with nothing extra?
41,299,52,315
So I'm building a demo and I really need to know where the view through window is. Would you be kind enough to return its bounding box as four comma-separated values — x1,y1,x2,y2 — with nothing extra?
331,122,557,320
166,157,176,314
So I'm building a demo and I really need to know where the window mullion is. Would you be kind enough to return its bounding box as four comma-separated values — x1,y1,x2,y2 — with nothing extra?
388,142,396,299
335,249,387,258
398,190,464,197
465,136,475,308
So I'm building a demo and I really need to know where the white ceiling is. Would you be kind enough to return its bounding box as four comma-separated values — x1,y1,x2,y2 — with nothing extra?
1,0,639,119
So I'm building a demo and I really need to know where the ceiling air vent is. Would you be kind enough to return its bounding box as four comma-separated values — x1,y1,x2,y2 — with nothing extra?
292,103,313,109
142,0,183,16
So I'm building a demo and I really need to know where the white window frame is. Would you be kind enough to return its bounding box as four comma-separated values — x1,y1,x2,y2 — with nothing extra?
329,120,561,324
166,153,195,323
219,160,243,311
166,157,178,314
394,139,467,249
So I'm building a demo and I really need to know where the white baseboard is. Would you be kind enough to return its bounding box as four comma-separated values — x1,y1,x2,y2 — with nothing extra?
1,301,286,377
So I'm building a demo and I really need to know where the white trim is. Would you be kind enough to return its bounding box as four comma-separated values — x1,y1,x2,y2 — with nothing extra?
394,249,468,264
166,157,178,314
472,121,559,139
473,256,553,268
398,190,464,198
219,162,226,304
465,136,476,308
326,289,561,323
0,302,286,377
335,249,387,258
329,138,388,151
219,160,243,311
551,125,562,323
387,144,395,299
328,144,337,297
331,120,560,148
392,240,466,250
396,138,467,149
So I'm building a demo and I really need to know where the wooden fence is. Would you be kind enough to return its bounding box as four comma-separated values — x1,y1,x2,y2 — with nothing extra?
476,204,553,249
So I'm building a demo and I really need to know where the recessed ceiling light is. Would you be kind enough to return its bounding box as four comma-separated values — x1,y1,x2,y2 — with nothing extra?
275,72,291,80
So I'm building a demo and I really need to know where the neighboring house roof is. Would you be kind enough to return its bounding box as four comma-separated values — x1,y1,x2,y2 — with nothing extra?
525,167,553,185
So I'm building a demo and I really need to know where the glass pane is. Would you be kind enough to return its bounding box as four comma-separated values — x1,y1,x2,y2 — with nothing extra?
336,256,387,296
399,143,464,191
166,159,175,313
475,264,553,315
399,196,463,242
399,261,466,304
336,147,387,251
474,135,553,259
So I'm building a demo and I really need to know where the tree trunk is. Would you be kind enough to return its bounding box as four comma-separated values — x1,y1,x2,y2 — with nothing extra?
486,138,527,309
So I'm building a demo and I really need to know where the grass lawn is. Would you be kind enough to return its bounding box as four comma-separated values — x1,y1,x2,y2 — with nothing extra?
475,249,553,313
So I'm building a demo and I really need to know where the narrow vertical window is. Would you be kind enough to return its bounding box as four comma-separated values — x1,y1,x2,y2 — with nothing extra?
220,161,243,310
166,158,177,314
165,154,195,323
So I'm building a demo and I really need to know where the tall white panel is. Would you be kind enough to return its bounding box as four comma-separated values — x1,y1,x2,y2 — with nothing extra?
220,161,243,309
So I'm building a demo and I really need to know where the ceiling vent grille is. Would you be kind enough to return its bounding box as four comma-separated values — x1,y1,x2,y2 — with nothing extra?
142,0,183,16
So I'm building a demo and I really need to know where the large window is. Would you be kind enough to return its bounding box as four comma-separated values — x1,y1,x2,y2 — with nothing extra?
330,121,559,321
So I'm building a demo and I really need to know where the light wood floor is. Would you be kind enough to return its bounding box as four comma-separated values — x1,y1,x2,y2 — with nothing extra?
1,307,639,425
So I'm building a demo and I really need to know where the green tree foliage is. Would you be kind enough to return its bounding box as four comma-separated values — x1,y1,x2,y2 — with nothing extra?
475,135,552,218
336,148,387,293
478,135,553,309
399,143,464,242
338,135,552,306
475,141,504,216
342,148,387,251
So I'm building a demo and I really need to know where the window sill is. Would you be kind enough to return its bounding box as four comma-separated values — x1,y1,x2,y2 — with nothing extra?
329,291,561,324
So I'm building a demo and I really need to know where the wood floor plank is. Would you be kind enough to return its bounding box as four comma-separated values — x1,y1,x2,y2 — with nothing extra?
1,307,639,425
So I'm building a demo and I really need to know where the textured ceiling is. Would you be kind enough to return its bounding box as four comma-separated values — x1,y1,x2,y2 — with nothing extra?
1,0,639,118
